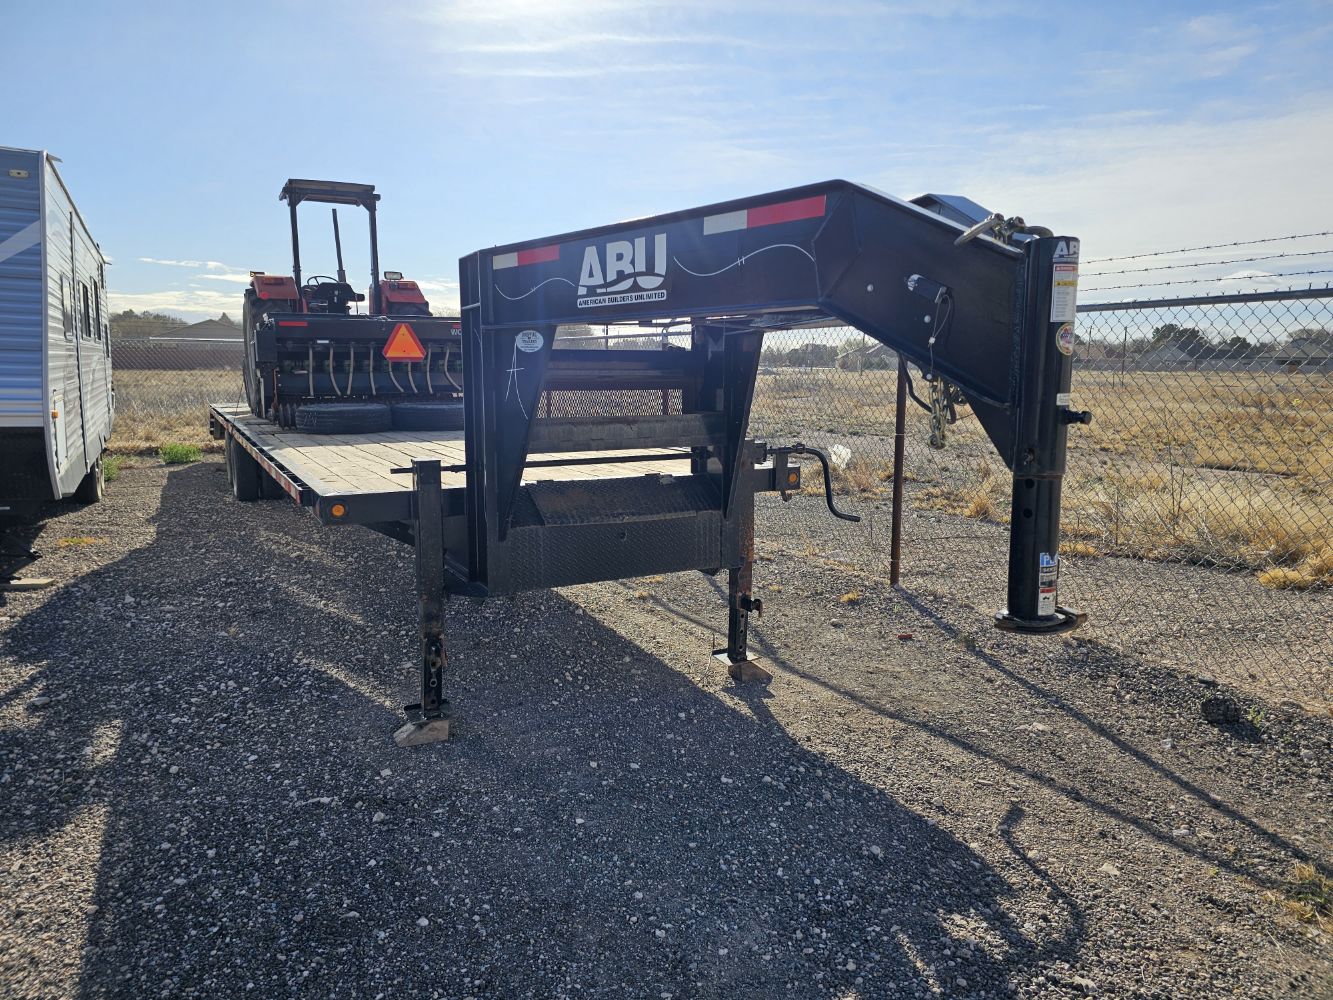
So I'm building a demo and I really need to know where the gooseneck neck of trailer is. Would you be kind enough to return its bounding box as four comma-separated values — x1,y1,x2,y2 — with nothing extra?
460,179,1090,634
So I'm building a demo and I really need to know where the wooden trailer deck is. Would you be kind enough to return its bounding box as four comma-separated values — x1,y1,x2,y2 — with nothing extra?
210,404,694,524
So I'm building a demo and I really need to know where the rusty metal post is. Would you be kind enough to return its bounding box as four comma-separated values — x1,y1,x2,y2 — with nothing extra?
890,355,908,586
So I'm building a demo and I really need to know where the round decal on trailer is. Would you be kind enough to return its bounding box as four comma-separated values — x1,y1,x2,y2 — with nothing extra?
1056,323,1075,356
515,329,544,353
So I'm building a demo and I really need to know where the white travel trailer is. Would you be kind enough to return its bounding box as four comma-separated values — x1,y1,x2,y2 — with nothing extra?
0,146,112,520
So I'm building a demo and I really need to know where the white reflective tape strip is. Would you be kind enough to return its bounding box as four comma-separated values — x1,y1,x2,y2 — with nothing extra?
0,220,41,265
492,252,519,270
702,210,747,235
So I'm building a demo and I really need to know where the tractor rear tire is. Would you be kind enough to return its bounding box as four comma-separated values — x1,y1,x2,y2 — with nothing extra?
295,402,393,435
390,401,465,432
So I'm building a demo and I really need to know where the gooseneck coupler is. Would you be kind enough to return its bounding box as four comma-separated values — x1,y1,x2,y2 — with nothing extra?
995,234,1091,635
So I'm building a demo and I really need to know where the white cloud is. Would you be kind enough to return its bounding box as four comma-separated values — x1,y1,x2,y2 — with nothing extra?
458,32,766,54
138,257,237,272
108,289,240,320
449,61,708,79
942,99,1333,300
194,272,254,284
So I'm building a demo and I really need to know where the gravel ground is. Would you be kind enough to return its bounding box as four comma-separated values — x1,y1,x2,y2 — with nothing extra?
0,459,1329,999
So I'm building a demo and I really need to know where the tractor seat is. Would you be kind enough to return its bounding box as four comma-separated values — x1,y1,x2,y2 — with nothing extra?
303,281,365,314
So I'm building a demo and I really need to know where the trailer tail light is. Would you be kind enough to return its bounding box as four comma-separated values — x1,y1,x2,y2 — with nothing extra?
330,503,346,518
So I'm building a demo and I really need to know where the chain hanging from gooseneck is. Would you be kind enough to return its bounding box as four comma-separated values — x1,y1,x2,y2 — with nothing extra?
928,377,949,449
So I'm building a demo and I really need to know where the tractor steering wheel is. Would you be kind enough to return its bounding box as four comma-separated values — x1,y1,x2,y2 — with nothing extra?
304,275,338,286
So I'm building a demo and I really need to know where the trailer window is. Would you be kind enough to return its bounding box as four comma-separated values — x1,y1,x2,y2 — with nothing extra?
80,282,93,340
92,280,103,341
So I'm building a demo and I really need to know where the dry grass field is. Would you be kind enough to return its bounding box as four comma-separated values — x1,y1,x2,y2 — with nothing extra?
110,369,240,453
752,366,1332,590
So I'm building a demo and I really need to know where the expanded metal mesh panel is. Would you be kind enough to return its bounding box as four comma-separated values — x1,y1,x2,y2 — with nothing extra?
526,475,716,526
536,388,682,419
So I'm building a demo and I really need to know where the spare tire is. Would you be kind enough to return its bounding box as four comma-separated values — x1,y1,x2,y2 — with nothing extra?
295,402,392,435
390,401,466,432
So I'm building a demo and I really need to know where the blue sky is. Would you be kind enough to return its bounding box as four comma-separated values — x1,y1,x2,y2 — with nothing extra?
6,0,1332,318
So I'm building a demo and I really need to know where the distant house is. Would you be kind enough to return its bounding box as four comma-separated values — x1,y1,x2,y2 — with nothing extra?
113,314,244,371
149,317,242,341
1264,336,1333,372
1074,342,1112,362
1130,342,1196,370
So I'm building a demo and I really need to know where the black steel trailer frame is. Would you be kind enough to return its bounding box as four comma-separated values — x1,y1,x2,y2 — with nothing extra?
213,178,1091,746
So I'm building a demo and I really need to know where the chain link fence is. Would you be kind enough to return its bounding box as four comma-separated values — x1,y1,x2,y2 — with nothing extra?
746,290,1332,712
110,338,243,450
108,295,1332,710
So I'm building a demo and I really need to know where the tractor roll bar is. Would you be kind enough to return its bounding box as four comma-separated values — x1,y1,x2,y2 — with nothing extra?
280,178,383,314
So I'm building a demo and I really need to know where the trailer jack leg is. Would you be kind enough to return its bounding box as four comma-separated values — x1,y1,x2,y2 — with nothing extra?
394,459,452,747
713,497,770,683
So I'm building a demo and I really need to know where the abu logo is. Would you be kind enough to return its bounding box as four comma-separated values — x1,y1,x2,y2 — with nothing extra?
1053,239,1081,262
577,234,668,307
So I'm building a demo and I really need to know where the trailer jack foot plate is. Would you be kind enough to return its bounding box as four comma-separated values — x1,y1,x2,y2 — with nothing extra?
713,651,773,684
993,606,1087,636
394,704,452,747
1,577,55,592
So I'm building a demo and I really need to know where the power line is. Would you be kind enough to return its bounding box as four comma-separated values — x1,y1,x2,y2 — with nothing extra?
1081,268,1333,292
1084,247,1333,277
1084,230,1333,264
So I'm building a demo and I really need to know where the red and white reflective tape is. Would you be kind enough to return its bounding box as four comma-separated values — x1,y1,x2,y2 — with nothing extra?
702,195,826,236
492,244,560,270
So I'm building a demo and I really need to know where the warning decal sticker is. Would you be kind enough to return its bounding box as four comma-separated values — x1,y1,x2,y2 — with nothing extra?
1050,263,1078,323
1038,552,1059,617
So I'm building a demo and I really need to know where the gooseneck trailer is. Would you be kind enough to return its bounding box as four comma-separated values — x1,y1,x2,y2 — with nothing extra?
211,179,1091,745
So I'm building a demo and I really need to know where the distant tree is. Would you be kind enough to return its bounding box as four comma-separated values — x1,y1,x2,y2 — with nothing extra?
217,312,238,327
1150,323,1208,353
787,342,837,368
109,309,187,339
1285,327,1332,347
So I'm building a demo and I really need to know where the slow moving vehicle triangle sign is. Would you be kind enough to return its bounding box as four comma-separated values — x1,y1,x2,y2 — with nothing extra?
383,322,426,361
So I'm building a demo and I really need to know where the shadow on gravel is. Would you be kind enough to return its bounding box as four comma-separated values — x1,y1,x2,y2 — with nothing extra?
643,572,1315,892
895,590,1318,878
1,519,51,609
0,462,1072,999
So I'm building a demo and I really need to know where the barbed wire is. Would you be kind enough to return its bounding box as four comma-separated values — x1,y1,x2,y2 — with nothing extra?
1082,268,1333,292
1084,247,1333,277
1084,230,1333,264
